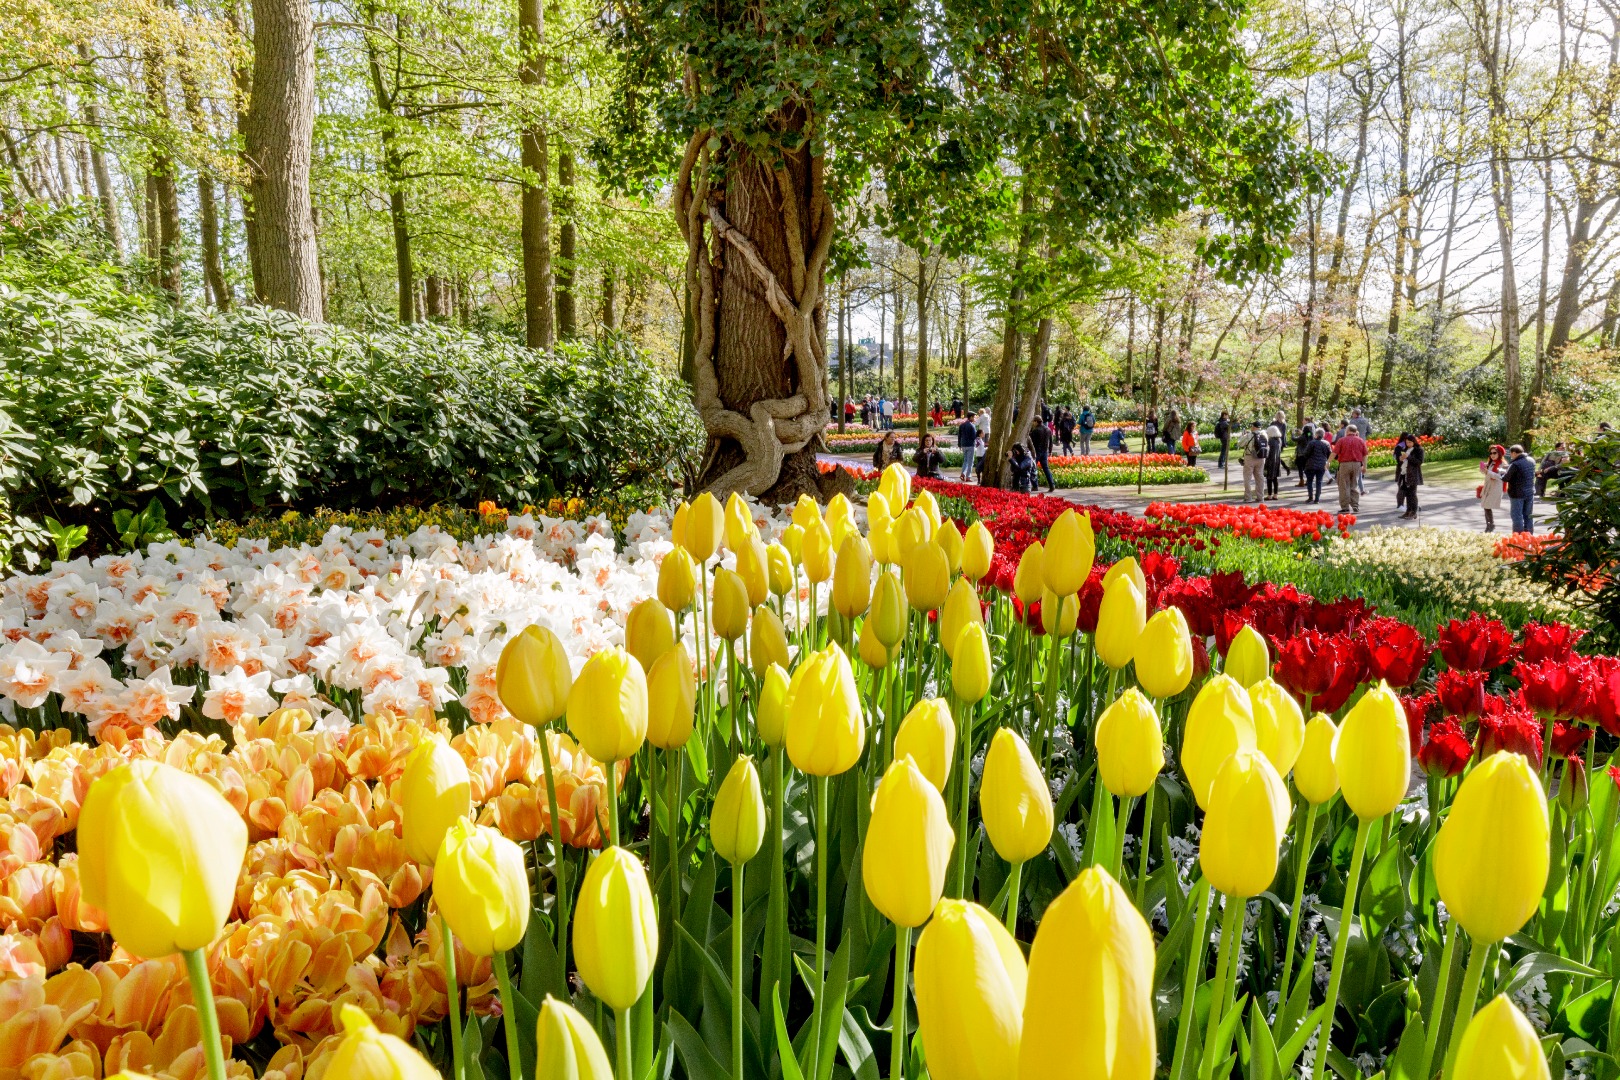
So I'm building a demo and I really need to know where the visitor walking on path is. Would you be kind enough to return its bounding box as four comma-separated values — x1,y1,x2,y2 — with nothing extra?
1300,428,1332,503
1057,408,1075,455
1079,406,1095,455
1262,421,1284,499
1180,422,1200,466
956,414,977,481
1505,445,1537,534
1332,425,1368,513
1240,421,1267,502
1214,411,1231,468
1396,432,1425,519
1477,444,1507,532
1293,422,1315,487
1163,406,1181,453
1029,419,1057,492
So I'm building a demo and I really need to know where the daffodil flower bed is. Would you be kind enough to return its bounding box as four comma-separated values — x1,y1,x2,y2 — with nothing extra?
0,467,1613,1080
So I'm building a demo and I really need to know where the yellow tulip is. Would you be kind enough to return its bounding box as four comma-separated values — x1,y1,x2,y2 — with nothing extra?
755,663,790,748
980,728,1053,864
1224,625,1271,689
913,899,1027,1080
1095,688,1164,798
712,756,767,865
624,599,675,674
858,614,899,669
894,698,955,792
963,520,995,582
573,847,659,1010
566,647,648,763
868,517,896,566
1040,588,1079,639
895,506,934,562
77,759,248,958
1181,675,1257,810
723,491,757,553
780,523,805,565
784,644,866,776
1042,508,1095,596
670,501,689,552
791,493,822,531
646,644,697,750
940,577,983,660
766,542,795,598
496,624,572,726
830,511,859,558
937,518,964,577
1294,714,1340,805
434,819,530,956
1250,677,1306,775
659,546,698,612
832,535,874,618
535,995,614,1080
903,540,950,612
1095,575,1146,671
750,605,791,675
1014,541,1045,606
952,622,992,704
864,757,955,927
1452,996,1551,1080
802,518,833,584
710,567,750,641
1199,749,1291,898
826,491,856,538
914,488,943,532
735,534,770,606
870,571,908,647
867,490,893,532
879,461,912,511
1020,866,1156,1080
1333,680,1410,820
322,1003,441,1080
1101,555,1146,598
684,491,723,562
1134,606,1192,698
398,736,472,865
1434,752,1549,943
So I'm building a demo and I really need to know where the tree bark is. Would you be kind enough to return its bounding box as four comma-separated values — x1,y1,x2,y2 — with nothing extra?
985,181,1034,488
244,0,322,317
142,47,183,300
176,48,231,309
556,143,577,337
76,45,125,260
518,0,554,349
1295,188,1319,427
837,280,848,433
914,252,932,442
363,20,415,324
602,266,617,331
1474,0,1522,441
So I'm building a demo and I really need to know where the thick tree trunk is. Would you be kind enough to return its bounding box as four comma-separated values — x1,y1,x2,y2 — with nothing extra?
518,0,553,349
556,144,577,338
244,0,322,318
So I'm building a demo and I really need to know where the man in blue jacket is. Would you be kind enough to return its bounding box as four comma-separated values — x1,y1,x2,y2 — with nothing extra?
1505,444,1538,534
956,413,977,481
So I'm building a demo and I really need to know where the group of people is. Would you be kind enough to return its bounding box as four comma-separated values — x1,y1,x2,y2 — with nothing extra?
851,395,915,430
870,399,1105,494
1228,409,1385,512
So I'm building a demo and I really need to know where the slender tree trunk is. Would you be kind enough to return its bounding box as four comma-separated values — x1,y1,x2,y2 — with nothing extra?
76,45,125,259
177,47,231,308
518,0,553,348
894,267,907,406
1379,10,1414,405
1474,0,1523,441
985,181,1034,488
244,0,322,317
142,48,183,300
602,266,617,331
837,282,848,433
914,253,932,442
1124,296,1136,388
556,144,577,338
1296,191,1319,427
364,24,415,324
1148,303,1167,417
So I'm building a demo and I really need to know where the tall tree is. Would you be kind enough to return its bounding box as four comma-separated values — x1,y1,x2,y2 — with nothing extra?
517,0,553,348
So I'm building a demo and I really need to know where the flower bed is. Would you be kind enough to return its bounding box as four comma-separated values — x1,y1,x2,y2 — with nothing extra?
1145,501,1355,542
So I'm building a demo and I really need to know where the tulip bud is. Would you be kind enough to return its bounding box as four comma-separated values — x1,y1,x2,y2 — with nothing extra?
858,614,899,669
940,578,984,660
784,644,866,776
735,534,770,606
756,663,790,747
879,462,912,512
766,543,795,598
710,567,750,641
870,571,908,647
624,599,675,674
535,996,614,1080
1200,748,1291,898
937,518,964,577
894,507,933,563
750,605,791,675
1181,675,1257,809
1224,625,1270,689
566,647,649,763
952,622,993,704
1042,509,1095,597
77,760,248,958
1135,606,1193,698
1095,688,1164,798
496,624,572,726
864,757,955,927
659,547,698,612
324,1003,441,1080
868,517,896,566
646,644,697,750
780,523,805,565
1014,542,1045,606
867,491,893,533
894,697,955,792
791,493,822,531
684,492,723,563
1452,996,1551,1080
903,541,950,612
671,501,689,551
573,847,658,1010
1334,681,1410,820
802,518,833,584
913,899,1027,1080
723,492,756,554
1095,575,1146,671
980,728,1053,865
1101,555,1146,598
1040,588,1079,639
832,535,874,618
827,491,856,535
434,819,530,955
399,736,472,865
1250,677,1306,775
712,756,767,865
1020,866,1156,1080
1294,714,1340,805
914,489,942,531
963,522,994,582
1435,751,1549,943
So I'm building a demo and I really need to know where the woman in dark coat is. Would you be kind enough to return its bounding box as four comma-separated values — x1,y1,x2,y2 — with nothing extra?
1398,433,1425,519
873,432,905,471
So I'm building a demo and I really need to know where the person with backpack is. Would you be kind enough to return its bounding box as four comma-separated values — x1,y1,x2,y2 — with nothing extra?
1240,421,1267,502
956,413,978,481
1078,406,1096,455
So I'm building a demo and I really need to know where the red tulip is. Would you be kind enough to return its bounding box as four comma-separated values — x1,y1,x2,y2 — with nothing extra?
1437,614,1517,672
1075,568,1106,634
1417,718,1473,779
1476,707,1543,767
1436,669,1489,719
1215,611,1252,658
1550,720,1592,759
1583,657,1620,736
1608,764,1620,791
1516,658,1592,719
1519,621,1586,664
1309,597,1374,635
1401,692,1438,753
1364,619,1432,688
1274,630,1363,714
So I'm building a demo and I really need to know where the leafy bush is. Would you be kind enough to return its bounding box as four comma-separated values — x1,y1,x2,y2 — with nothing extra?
0,287,702,566
1523,431,1620,647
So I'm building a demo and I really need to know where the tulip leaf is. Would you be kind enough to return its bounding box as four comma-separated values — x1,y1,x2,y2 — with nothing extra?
1274,941,1317,1047
1207,990,1249,1075
1501,951,1605,998
1279,1004,1327,1071
1361,838,1408,946
677,919,735,999
668,1009,732,1080
507,984,541,1078
772,987,808,1080
1384,1010,1426,1080
1561,982,1612,1041
461,1010,489,1080
815,936,855,1080
1248,998,1283,1080
519,913,569,1003
686,735,709,787
837,1005,880,1080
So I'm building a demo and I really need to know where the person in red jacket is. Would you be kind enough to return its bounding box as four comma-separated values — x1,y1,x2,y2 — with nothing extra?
1331,428,1368,513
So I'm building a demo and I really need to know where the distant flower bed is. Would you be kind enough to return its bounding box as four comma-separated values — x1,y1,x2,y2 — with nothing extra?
1324,526,1575,621
1145,501,1355,542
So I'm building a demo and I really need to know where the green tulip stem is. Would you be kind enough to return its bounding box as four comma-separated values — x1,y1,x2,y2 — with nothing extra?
606,757,620,848
1113,795,1136,880
809,581,820,652
725,637,740,754
1198,895,1245,1080
732,859,746,1080
439,914,467,1080
1133,784,1156,909
702,561,715,727
1309,815,1373,1080
493,950,524,1080
1039,632,1061,767
1169,877,1212,1080
616,1004,633,1080
1442,934,1492,1078
891,923,911,1080
1003,860,1023,932
183,948,228,1080
1416,918,1459,1080
765,745,787,1020
536,723,569,952
668,746,683,914
1278,800,1319,1000
952,696,975,898
811,774,832,1080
